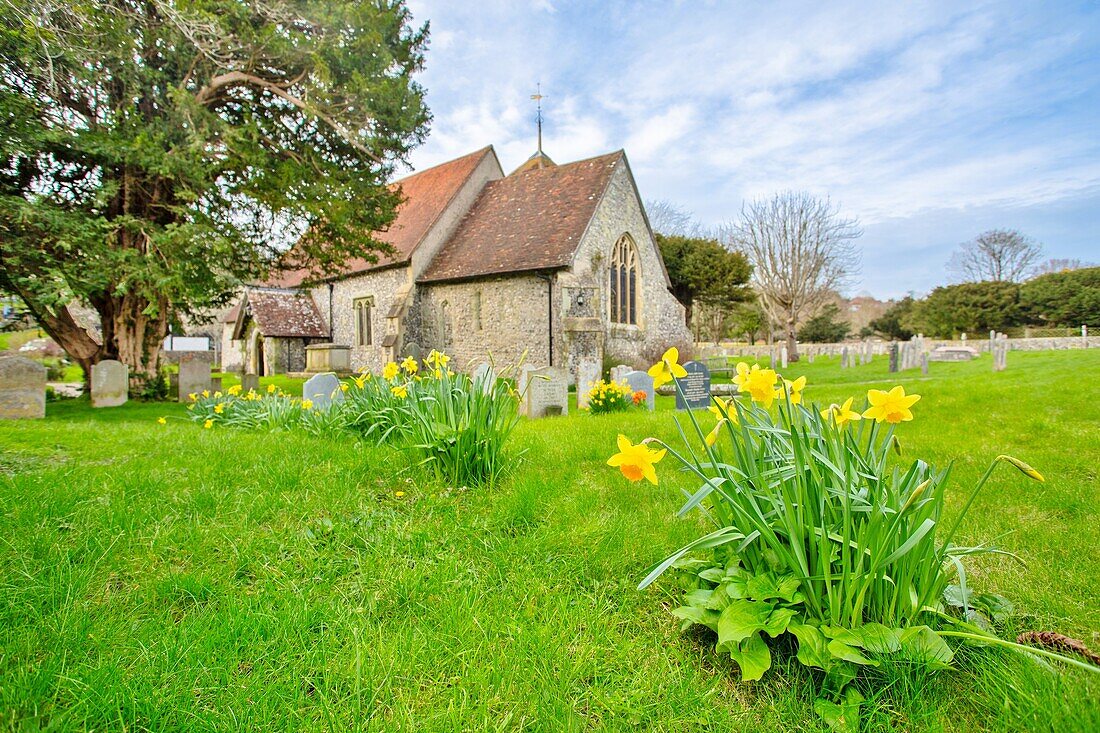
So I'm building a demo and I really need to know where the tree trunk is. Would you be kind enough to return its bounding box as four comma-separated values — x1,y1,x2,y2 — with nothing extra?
786,315,800,362
99,292,170,392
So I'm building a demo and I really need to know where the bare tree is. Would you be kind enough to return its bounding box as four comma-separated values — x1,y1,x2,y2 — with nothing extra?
645,199,697,236
726,192,861,361
1033,258,1095,276
949,229,1043,283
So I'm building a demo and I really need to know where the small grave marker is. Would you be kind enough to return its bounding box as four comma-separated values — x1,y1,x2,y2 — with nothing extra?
0,355,46,419
303,372,344,410
624,370,655,411
177,351,213,401
520,366,568,417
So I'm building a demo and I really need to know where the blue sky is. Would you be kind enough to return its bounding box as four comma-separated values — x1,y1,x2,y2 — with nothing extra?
403,1,1100,299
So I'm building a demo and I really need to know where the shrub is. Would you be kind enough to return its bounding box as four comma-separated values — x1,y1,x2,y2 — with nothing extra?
609,349,1097,729
584,379,634,414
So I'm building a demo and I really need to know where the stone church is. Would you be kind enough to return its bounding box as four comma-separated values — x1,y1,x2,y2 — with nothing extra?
220,145,690,384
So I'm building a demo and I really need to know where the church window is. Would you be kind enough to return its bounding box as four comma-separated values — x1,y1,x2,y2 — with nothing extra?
609,234,639,325
354,297,374,346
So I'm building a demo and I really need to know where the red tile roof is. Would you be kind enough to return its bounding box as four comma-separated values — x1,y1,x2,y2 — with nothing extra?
418,151,623,283
237,288,328,338
270,146,495,287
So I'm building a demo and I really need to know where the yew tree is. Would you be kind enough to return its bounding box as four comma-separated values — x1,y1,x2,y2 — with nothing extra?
0,0,430,388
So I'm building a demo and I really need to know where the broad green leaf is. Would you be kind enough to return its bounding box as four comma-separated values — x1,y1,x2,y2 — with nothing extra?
729,632,772,682
898,626,954,669
827,639,879,667
762,607,799,638
825,623,902,654
683,589,713,608
814,687,865,733
698,567,725,583
717,600,773,647
790,623,830,670
671,606,720,632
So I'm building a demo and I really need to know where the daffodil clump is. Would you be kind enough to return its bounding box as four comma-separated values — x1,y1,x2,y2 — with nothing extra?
609,347,1075,728
180,350,520,487
584,379,635,414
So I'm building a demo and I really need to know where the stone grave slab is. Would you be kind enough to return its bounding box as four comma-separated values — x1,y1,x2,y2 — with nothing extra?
303,372,344,410
575,357,601,409
521,366,568,417
0,355,46,419
91,359,128,408
178,351,213,401
241,373,260,393
624,370,655,410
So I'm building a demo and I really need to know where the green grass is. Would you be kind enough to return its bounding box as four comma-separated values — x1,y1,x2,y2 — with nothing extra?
1,350,1098,731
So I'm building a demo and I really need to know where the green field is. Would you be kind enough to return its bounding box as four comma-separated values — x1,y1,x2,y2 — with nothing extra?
1,351,1098,731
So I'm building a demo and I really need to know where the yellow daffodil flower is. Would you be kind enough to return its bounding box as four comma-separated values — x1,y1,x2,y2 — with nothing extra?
214,391,222,398
228,384,242,396
784,376,806,405
301,399,313,410
383,362,400,380
821,397,862,427
401,356,419,374
214,402,224,414
395,491,407,498
340,383,349,392
188,392,197,402
391,384,408,399
203,419,213,429
648,347,687,388
607,434,666,485
735,363,780,407
202,390,210,398
353,374,369,389
157,416,167,425
863,386,921,423
708,396,739,424
705,419,728,447
267,383,276,394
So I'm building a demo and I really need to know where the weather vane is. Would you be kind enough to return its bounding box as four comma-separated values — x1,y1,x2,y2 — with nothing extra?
531,83,546,158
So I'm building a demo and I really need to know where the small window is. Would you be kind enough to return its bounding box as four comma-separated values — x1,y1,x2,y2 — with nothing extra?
354,297,374,346
609,234,639,325
473,290,482,331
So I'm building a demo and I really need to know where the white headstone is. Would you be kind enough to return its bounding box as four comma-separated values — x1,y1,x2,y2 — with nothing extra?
91,359,128,408
609,364,631,384
0,355,46,419
624,370,655,411
780,346,788,369
303,372,344,410
471,362,496,394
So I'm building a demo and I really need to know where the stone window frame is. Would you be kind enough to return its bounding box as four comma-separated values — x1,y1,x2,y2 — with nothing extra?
609,233,641,326
354,296,374,346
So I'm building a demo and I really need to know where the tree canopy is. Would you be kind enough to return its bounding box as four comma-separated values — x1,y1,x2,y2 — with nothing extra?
0,0,430,387
1019,266,1100,327
797,303,851,343
905,282,1024,338
656,233,754,327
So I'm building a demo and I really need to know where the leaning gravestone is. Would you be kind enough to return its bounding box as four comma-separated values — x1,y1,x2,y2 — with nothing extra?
241,373,260,393
91,359,128,408
471,362,496,394
521,366,568,417
210,376,223,393
303,372,344,410
674,360,711,411
624,370,655,411
404,341,422,363
575,357,601,410
178,350,214,401
0,355,46,419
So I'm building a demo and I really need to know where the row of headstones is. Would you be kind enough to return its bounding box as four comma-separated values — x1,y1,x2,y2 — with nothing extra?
0,355,132,419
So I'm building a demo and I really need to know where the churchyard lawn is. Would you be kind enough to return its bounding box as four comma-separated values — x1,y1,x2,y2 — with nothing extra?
1,350,1097,731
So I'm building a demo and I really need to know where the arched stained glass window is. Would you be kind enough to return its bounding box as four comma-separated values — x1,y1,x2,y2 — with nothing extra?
609,234,639,325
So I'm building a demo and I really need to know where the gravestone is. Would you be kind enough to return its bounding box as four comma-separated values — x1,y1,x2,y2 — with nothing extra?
575,357,601,410
920,352,929,375
210,376,223,393
521,366,568,417
91,359,128,408
177,350,213,401
841,346,849,369
888,343,899,373
624,370,655,411
471,362,496,394
780,346,788,369
404,341,421,363
929,346,979,362
609,364,631,384
0,355,46,419
303,372,344,410
674,360,711,411
241,373,260,393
